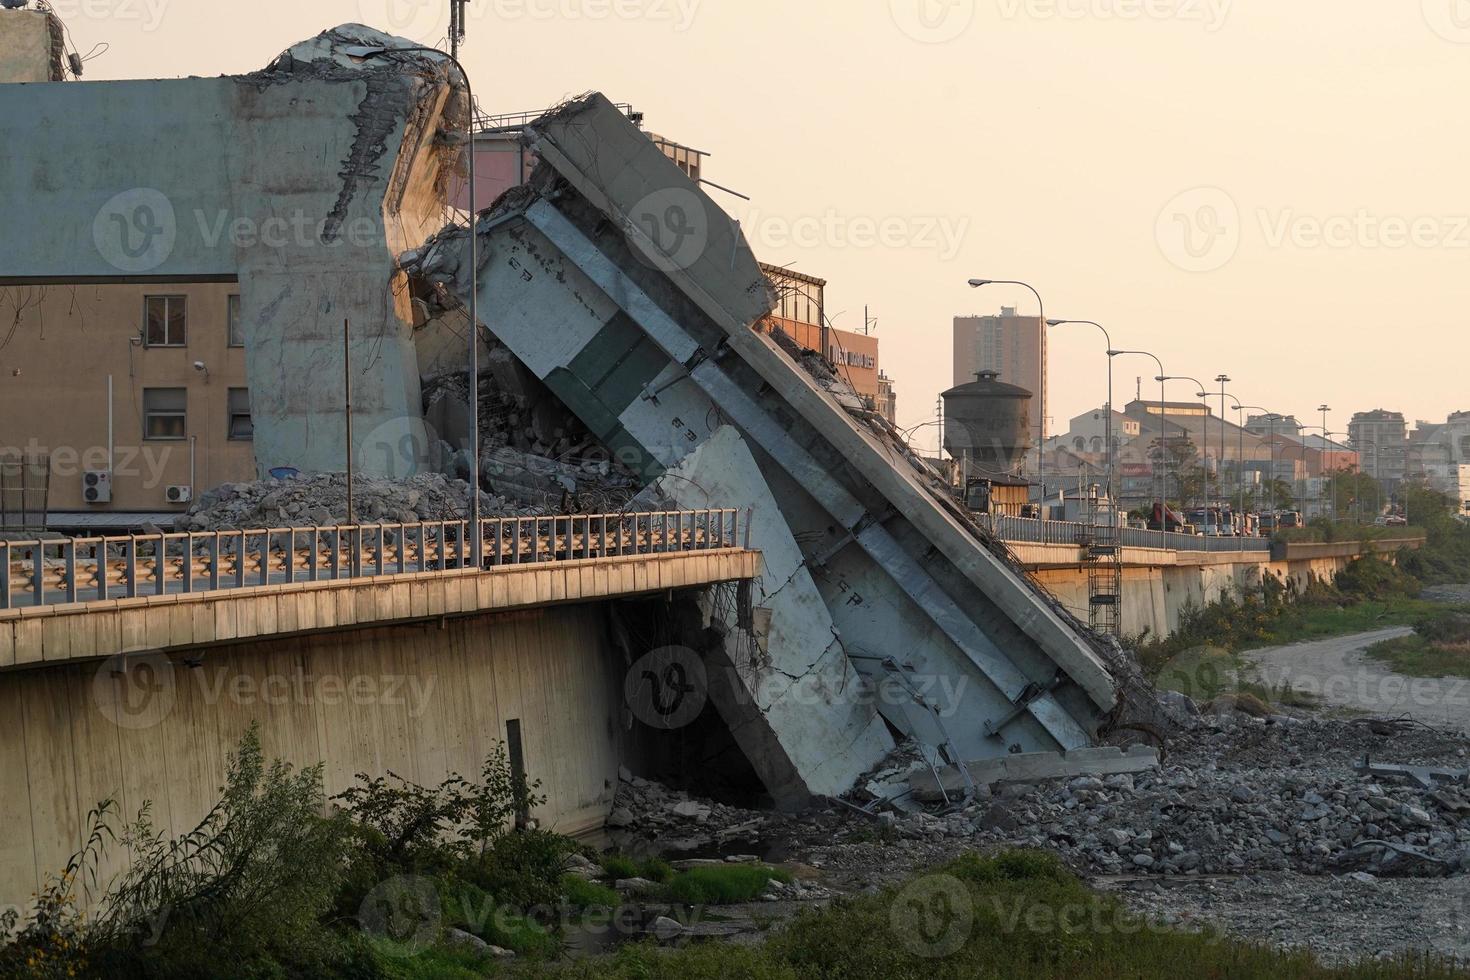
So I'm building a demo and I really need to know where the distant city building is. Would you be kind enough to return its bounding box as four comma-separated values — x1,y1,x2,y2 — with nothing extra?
758,264,884,409
953,307,1047,438
1408,410,1470,496
1061,408,1140,457
1244,413,1303,440
876,371,897,425
1348,409,1409,483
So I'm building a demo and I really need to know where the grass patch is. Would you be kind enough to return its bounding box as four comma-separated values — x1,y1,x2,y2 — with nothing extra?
527,849,1469,979
1366,611,1470,679
599,854,675,884
560,875,620,910
662,864,793,905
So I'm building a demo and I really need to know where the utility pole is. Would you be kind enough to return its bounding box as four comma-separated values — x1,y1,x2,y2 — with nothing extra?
344,317,354,525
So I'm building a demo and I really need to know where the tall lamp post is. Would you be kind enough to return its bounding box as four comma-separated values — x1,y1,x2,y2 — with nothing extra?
1110,350,1166,514
1160,374,1210,518
351,43,482,567
1229,402,1274,515
968,280,1047,499
1048,319,1114,503
1318,404,1334,522
1215,375,1232,517
1298,424,1340,522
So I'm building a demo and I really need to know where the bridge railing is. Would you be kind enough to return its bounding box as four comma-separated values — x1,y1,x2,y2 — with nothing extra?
982,515,1272,555
0,508,748,610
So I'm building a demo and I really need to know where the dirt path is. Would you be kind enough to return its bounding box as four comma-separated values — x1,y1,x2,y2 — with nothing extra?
1246,627,1470,732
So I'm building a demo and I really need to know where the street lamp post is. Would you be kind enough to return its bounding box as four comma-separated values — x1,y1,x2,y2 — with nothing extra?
1160,374,1210,519
968,280,1047,500
1216,375,1231,519
1048,319,1114,504
1229,402,1273,515
352,42,482,568
1109,350,1166,516
1319,404,1333,522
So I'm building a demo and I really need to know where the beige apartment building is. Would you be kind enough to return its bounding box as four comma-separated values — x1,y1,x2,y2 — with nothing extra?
0,283,256,526
954,307,1048,438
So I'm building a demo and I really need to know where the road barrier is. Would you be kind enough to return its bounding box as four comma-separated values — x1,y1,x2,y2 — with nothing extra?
0,509,748,610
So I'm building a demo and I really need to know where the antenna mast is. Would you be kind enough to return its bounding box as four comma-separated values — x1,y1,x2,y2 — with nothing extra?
449,0,468,58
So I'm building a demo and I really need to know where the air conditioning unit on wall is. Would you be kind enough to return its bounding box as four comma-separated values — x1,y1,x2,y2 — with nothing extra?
83,470,111,504
166,485,192,504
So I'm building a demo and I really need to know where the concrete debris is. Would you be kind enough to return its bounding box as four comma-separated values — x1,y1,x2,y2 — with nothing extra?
908,745,1161,802
606,772,776,856
903,715,1470,879
421,357,642,511
175,471,526,531
1354,756,1470,790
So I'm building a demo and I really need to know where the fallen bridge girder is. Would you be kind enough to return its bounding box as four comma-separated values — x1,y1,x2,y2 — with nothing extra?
404,92,1118,802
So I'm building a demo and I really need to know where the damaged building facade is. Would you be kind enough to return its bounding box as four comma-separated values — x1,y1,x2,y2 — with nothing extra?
1,24,1123,809
0,25,467,523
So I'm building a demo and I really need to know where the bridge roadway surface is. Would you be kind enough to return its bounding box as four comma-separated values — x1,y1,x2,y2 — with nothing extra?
1,510,741,610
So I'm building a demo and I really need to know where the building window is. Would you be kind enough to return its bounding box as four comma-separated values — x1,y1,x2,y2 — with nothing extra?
145,295,187,347
227,387,253,441
227,294,243,347
143,388,187,440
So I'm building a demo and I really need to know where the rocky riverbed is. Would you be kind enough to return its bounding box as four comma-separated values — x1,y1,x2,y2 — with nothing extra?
604,708,1470,965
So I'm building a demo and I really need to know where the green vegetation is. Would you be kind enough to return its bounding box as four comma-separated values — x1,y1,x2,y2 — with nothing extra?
1132,560,1432,676
662,865,793,906
598,854,674,884
529,850,1469,980
1397,485,1470,585
1367,611,1470,679
559,876,620,911
0,724,583,978
1273,520,1423,545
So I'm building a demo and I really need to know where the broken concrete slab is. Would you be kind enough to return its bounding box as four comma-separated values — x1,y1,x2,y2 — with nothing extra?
909,745,1161,802
404,91,1118,804
1354,756,1470,790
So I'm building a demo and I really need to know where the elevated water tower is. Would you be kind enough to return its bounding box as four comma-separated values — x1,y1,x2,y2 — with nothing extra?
942,370,1032,479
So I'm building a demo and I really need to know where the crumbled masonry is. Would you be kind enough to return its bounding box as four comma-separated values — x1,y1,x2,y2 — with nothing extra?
176,472,522,531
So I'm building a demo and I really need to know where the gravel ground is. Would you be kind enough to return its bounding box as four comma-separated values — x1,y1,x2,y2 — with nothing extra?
1246,627,1470,732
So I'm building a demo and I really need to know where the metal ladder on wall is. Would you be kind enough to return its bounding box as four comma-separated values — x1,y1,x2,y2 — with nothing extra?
1083,485,1123,636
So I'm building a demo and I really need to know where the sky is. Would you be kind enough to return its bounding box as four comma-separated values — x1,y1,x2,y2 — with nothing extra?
55,0,1470,452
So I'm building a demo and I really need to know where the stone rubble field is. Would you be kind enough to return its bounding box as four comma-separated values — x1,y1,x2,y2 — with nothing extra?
608,708,1470,965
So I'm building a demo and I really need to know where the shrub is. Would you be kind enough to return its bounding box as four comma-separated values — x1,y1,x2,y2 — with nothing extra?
1415,611,1470,645
333,743,545,873
467,829,579,911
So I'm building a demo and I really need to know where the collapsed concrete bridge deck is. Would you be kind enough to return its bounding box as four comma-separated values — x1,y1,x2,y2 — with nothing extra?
404,93,1122,805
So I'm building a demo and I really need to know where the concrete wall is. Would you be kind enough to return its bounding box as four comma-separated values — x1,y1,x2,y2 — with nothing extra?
1031,552,1365,641
0,9,61,83
0,602,622,915
0,282,256,515
0,26,464,479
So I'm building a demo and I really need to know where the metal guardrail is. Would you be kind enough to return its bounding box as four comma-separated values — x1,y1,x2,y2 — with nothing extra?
982,515,1272,555
0,509,748,611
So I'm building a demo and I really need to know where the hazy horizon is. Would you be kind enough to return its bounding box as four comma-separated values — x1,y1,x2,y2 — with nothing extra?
53,0,1470,451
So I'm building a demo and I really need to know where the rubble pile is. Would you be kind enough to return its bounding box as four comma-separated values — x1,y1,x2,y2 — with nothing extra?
866,714,1470,879
422,366,642,511
605,768,778,856
176,471,527,531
